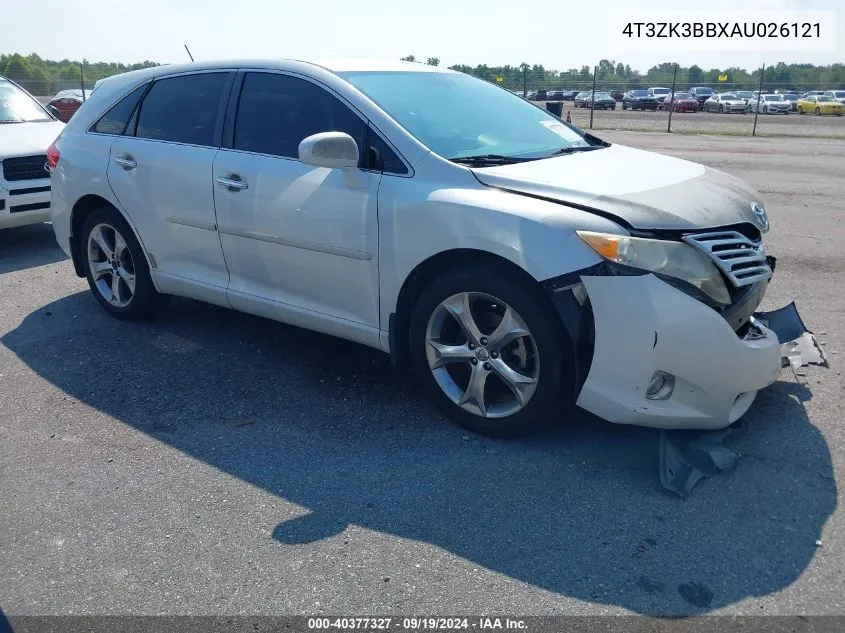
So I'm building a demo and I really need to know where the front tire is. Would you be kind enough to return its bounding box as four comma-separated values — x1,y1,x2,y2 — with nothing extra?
81,208,161,320
409,266,569,437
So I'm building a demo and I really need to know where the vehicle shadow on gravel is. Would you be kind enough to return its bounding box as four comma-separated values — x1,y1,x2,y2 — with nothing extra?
3,292,836,616
0,223,68,274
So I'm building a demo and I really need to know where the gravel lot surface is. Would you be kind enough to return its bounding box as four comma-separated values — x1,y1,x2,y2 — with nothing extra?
1,132,842,617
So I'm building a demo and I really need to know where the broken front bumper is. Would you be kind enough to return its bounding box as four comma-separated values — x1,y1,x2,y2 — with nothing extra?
574,273,782,429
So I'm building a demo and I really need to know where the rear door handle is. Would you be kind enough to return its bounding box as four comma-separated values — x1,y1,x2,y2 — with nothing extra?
114,156,137,170
215,176,248,191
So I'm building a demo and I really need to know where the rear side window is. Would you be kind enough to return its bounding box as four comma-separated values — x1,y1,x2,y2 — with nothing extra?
135,73,229,146
93,84,148,135
233,72,366,160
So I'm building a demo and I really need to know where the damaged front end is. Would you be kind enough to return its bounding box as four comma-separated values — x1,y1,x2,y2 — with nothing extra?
543,223,826,431
544,224,827,496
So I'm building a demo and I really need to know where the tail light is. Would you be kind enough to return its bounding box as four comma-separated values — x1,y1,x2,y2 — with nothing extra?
46,140,61,172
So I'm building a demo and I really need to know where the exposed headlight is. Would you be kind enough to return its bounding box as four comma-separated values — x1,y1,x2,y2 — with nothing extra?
576,231,732,305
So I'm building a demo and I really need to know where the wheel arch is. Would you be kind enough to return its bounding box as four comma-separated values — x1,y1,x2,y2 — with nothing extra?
388,248,567,370
69,194,150,280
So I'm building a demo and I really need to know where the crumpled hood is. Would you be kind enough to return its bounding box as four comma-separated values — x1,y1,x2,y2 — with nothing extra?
0,121,65,159
471,144,765,231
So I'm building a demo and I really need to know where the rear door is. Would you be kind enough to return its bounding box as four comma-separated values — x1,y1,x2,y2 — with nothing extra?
107,71,234,298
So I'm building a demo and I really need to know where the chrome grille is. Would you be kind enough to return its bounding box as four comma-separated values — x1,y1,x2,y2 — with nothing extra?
683,230,772,288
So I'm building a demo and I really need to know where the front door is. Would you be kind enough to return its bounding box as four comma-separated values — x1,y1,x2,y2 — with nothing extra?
213,71,380,330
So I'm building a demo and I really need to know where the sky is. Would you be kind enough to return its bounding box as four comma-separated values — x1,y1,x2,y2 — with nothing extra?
4,0,842,71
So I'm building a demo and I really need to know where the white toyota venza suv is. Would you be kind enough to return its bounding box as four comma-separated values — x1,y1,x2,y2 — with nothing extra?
50,59,802,436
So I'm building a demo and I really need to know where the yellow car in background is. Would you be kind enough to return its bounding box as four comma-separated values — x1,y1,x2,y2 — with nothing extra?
796,95,844,116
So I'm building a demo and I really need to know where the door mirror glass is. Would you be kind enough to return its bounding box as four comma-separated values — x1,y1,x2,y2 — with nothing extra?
298,132,359,169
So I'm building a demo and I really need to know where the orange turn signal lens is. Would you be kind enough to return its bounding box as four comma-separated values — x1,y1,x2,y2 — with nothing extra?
576,231,623,261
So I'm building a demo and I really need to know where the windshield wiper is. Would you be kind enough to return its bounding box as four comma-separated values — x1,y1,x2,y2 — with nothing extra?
545,145,605,157
449,154,535,166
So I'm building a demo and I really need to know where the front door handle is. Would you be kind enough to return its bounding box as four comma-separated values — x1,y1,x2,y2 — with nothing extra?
114,156,137,170
215,176,248,192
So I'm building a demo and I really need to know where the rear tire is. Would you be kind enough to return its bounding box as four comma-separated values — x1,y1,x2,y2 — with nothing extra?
409,266,569,438
816,107,821,115
81,207,162,320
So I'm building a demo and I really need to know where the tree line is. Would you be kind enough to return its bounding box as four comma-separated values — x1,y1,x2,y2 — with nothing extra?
1,53,158,94
2,51,843,96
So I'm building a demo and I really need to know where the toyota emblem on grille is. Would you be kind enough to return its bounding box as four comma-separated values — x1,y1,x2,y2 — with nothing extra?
751,203,769,233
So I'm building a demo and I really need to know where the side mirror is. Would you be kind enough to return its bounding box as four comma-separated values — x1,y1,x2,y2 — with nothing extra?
298,132,359,169
46,104,61,119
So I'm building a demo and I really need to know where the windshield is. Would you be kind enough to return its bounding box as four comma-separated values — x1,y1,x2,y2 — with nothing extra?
593,92,612,99
0,79,52,123
651,88,670,95
341,71,593,159
673,93,691,99
630,90,649,97
764,95,783,101
736,91,754,98
722,94,739,100
694,87,714,95
834,91,845,98
783,94,797,100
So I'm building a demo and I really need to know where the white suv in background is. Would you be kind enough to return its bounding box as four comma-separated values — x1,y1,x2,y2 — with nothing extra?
49,59,808,436
822,90,845,104
0,76,65,229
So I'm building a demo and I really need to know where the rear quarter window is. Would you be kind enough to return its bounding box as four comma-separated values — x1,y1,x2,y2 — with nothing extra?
92,84,148,135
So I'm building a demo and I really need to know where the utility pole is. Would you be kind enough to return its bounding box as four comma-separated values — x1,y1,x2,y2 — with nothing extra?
79,63,86,102
523,66,527,99
752,63,765,136
589,65,597,129
667,63,678,132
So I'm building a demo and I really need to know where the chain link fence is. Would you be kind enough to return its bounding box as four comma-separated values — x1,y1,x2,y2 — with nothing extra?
2,55,843,138
512,63,844,138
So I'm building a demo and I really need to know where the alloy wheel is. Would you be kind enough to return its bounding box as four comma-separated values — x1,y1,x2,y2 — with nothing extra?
87,223,136,308
425,292,539,419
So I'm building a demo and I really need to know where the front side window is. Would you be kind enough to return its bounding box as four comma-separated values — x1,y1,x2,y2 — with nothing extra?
0,78,51,123
135,72,229,146
93,84,148,135
233,72,366,160
340,71,593,160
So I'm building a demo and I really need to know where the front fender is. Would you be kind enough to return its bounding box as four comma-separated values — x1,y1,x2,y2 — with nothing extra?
377,174,624,330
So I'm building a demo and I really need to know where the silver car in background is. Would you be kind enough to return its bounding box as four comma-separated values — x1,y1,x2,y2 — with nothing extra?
703,93,748,113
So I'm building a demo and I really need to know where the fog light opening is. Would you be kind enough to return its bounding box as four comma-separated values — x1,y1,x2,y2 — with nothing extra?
646,371,675,400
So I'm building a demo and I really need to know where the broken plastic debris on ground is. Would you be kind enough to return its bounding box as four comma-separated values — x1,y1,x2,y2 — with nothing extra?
659,302,828,497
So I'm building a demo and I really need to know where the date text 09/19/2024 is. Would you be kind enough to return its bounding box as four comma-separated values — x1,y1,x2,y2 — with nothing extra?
307,617,528,630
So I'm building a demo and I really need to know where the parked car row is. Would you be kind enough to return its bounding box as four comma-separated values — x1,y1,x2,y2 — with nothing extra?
529,85,845,110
